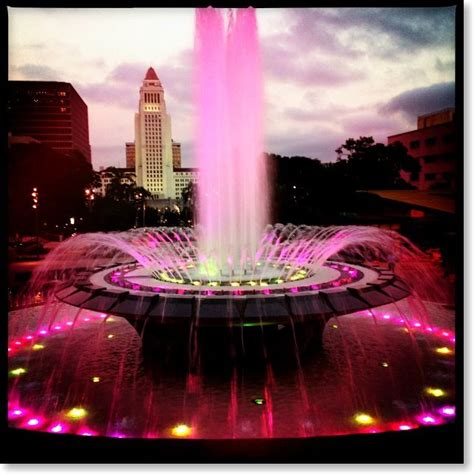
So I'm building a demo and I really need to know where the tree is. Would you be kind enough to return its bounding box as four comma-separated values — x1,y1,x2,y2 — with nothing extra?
8,143,96,236
180,181,196,225
335,136,420,190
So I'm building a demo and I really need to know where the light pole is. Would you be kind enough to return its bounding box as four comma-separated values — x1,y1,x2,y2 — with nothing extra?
31,187,39,259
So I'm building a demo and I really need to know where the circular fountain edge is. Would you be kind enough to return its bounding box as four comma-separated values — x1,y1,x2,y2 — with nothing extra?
55,263,411,327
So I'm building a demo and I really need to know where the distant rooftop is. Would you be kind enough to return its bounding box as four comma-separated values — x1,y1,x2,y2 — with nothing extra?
365,190,455,214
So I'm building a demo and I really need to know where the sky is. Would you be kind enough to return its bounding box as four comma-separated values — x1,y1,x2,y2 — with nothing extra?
8,7,456,170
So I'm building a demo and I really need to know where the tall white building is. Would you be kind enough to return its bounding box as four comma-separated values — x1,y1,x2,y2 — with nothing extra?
135,67,174,199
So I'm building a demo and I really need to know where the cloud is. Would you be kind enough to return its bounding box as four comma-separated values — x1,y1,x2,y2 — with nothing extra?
262,39,365,86
285,7,456,59
77,51,193,111
380,81,455,119
11,64,61,81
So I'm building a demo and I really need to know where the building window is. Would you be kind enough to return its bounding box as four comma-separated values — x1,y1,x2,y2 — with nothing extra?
425,173,436,181
409,140,420,149
425,137,437,146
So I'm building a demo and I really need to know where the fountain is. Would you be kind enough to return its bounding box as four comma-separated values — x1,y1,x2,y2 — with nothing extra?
8,7,456,445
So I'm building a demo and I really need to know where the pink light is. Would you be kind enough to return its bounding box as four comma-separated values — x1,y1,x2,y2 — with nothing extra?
8,408,25,419
439,406,455,417
100,313,107,318
25,336,33,340
14,341,21,346
290,287,298,293
426,327,433,332
26,417,43,427
383,315,391,320
418,414,440,425
54,325,62,330
398,424,414,431
49,423,67,433
83,318,90,322
66,321,73,326
78,428,98,436
413,322,421,328
39,330,47,335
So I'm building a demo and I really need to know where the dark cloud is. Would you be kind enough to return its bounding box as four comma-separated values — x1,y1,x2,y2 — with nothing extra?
12,64,61,81
380,81,455,119
285,7,455,59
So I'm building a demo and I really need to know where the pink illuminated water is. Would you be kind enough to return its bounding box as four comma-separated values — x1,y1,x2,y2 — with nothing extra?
195,8,268,273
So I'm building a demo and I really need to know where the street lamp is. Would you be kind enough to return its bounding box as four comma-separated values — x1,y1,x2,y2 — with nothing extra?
31,187,39,258
84,188,94,211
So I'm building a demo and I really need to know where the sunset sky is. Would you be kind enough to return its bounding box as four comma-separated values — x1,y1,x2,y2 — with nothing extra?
8,7,456,169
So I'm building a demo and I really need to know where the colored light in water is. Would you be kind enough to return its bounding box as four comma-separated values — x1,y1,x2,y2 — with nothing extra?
259,281,268,286
54,325,61,330
25,335,33,340
50,423,66,433
171,424,192,437
9,368,27,376
14,341,21,346
435,347,452,355
419,414,439,425
39,330,47,335
66,322,73,326
383,314,391,320
425,387,446,398
66,407,87,419
100,314,107,318
413,322,421,327
252,398,266,405
439,406,455,417
78,428,97,436
107,334,114,339
32,344,45,351
84,318,90,322
230,282,240,287
26,418,41,427
354,413,375,425
248,281,257,286
9,408,25,418
92,376,101,383
331,324,338,329
381,362,389,368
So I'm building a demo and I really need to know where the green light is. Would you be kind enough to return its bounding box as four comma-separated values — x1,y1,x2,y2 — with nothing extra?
241,322,275,327
252,398,266,405
66,407,87,419
198,258,219,278
9,368,27,377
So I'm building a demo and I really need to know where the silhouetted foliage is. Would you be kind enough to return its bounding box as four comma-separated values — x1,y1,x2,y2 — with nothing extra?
8,143,96,236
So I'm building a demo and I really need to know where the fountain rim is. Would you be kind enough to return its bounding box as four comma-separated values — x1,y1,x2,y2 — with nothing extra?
54,261,412,326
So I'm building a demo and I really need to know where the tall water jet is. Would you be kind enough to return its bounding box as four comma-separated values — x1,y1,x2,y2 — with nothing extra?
195,8,267,277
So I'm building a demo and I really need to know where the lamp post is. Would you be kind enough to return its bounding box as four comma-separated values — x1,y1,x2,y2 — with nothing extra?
135,192,144,227
31,187,39,259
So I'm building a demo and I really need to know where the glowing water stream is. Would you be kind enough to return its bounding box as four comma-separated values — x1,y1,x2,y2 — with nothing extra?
194,8,268,275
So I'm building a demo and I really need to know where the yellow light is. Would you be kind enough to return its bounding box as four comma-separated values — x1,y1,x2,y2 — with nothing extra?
354,413,375,425
192,281,201,286
248,281,257,286
107,334,114,339
259,281,268,286
331,324,338,329
32,344,45,351
208,282,218,287
9,368,27,376
66,407,87,419
171,424,192,437
436,347,452,355
230,282,240,287
275,279,284,284
381,362,389,368
106,317,115,323
92,376,100,383
426,387,446,398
